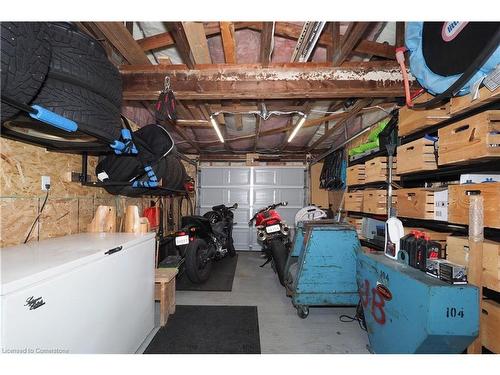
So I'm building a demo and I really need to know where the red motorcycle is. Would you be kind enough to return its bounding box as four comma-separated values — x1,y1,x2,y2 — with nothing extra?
248,201,290,286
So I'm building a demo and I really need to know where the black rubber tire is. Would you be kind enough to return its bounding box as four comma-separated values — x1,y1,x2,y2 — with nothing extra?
185,238,213,284
33,78,122,141
1,22,51,122
46,22,122,108
270,239,288,287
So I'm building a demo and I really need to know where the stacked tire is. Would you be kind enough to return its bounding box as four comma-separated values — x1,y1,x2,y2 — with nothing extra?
1,22,123,149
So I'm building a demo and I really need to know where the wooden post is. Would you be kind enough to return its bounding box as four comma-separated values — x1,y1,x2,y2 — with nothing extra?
467,194,484,354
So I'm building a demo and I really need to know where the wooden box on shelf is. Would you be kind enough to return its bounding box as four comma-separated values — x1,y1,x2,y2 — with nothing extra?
481,299,500,353
450,87,499,116
364,157,399,183
396,138,438,175
448,182,500,229
346,216,363,235
398,93,450,137
438,110,500,166
362,189,394,215
446,236,500,292
344,192,363,212
346,165,366,186
395,188,435,220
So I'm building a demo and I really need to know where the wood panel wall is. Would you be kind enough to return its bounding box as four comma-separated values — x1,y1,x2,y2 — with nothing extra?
0,137,197,248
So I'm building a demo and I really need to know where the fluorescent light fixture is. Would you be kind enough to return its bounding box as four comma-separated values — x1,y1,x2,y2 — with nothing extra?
287,114,307,143
210,115,224,143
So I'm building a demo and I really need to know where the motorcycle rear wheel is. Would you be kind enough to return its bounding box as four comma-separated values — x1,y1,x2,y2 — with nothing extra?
185,238,213,284
269,239,288,287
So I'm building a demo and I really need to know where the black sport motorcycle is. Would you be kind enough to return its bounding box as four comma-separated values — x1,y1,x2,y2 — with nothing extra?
175,203,238,283
248,201,290,286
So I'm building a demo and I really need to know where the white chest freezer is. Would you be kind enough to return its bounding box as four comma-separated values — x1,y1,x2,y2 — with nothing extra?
0,232,156,354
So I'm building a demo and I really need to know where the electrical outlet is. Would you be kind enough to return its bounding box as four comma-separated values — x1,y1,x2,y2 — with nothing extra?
41,176,51,191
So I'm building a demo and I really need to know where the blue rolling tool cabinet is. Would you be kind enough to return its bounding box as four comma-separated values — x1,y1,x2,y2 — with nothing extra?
356,249,480,353
284,221,359,318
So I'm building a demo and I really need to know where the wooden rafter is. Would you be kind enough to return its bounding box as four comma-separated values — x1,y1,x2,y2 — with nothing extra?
181,22,212,64
307,98,372,151
136,22,258,51
93,22,151,65
332,22,370,65
121,61,410,101
327,22,341,62
164,22,196,68
260,22,274,67
248,22,396,60
220,22,237,64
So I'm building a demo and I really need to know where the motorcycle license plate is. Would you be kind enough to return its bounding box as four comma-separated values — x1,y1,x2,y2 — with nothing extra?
175,235,189,246
265,224,281,233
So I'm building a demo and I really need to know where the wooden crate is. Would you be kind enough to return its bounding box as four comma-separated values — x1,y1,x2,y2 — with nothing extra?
450,87,500,116
438,110,500,166
398,93,450,137
481,299,500,353
364,157,399,183
344,192,363,212
346,164,366,186
395,188,434,220
396,138,438,175
448,182,500,229
446,236,500,292
362,189,395,215
346,216,363,235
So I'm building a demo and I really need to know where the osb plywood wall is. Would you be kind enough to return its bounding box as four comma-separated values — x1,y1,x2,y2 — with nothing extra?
0,137,197,248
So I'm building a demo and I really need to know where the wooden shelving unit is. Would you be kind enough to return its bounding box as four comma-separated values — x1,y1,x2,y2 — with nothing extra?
345,89,500,354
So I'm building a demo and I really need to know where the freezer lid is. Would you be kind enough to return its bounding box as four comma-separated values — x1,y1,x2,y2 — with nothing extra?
1,232,155,295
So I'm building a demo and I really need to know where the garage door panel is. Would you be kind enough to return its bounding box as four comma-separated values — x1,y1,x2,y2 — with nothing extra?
254,169,276,185
199,188,228,206
227,168,251,185
253,188,276,206
201,168,226,185
278,189,304,206
228,188,251,206
232,228,250,249
232,208,251,227
278,168,304,185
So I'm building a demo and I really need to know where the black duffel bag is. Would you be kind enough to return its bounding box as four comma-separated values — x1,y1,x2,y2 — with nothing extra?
96,123,185,196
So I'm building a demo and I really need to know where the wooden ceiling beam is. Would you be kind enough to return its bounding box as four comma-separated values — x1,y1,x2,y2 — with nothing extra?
327,22,341,62
396,22,405,48
181,22,212,64
307,98,372,151
260,22,274,67
137,22,258,51
220,22,237,64
121,61,410,101
332,22,371,65
164,22,196,68
92,22,151,65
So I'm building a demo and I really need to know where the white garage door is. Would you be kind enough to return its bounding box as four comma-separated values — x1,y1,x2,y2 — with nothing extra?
198,166,306,250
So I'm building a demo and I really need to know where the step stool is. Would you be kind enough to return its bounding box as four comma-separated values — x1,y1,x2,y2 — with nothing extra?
154,268,178,326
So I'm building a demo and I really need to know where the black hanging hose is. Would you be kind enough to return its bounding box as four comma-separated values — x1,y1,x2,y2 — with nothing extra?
413,27,500,109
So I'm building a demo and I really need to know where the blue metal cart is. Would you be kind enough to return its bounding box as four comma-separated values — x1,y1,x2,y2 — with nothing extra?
284,221,360,318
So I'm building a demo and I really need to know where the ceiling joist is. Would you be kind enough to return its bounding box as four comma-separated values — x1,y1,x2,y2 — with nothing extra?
220,22,237,64
121,61,410,101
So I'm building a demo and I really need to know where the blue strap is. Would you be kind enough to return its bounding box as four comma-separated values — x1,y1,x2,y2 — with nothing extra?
29,105,78,132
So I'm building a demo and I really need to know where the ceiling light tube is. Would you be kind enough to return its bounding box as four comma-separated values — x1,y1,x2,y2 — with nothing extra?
287,114,307,143
209,115,224,143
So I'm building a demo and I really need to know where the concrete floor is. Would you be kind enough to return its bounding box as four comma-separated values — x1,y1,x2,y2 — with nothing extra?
141,251,369,354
